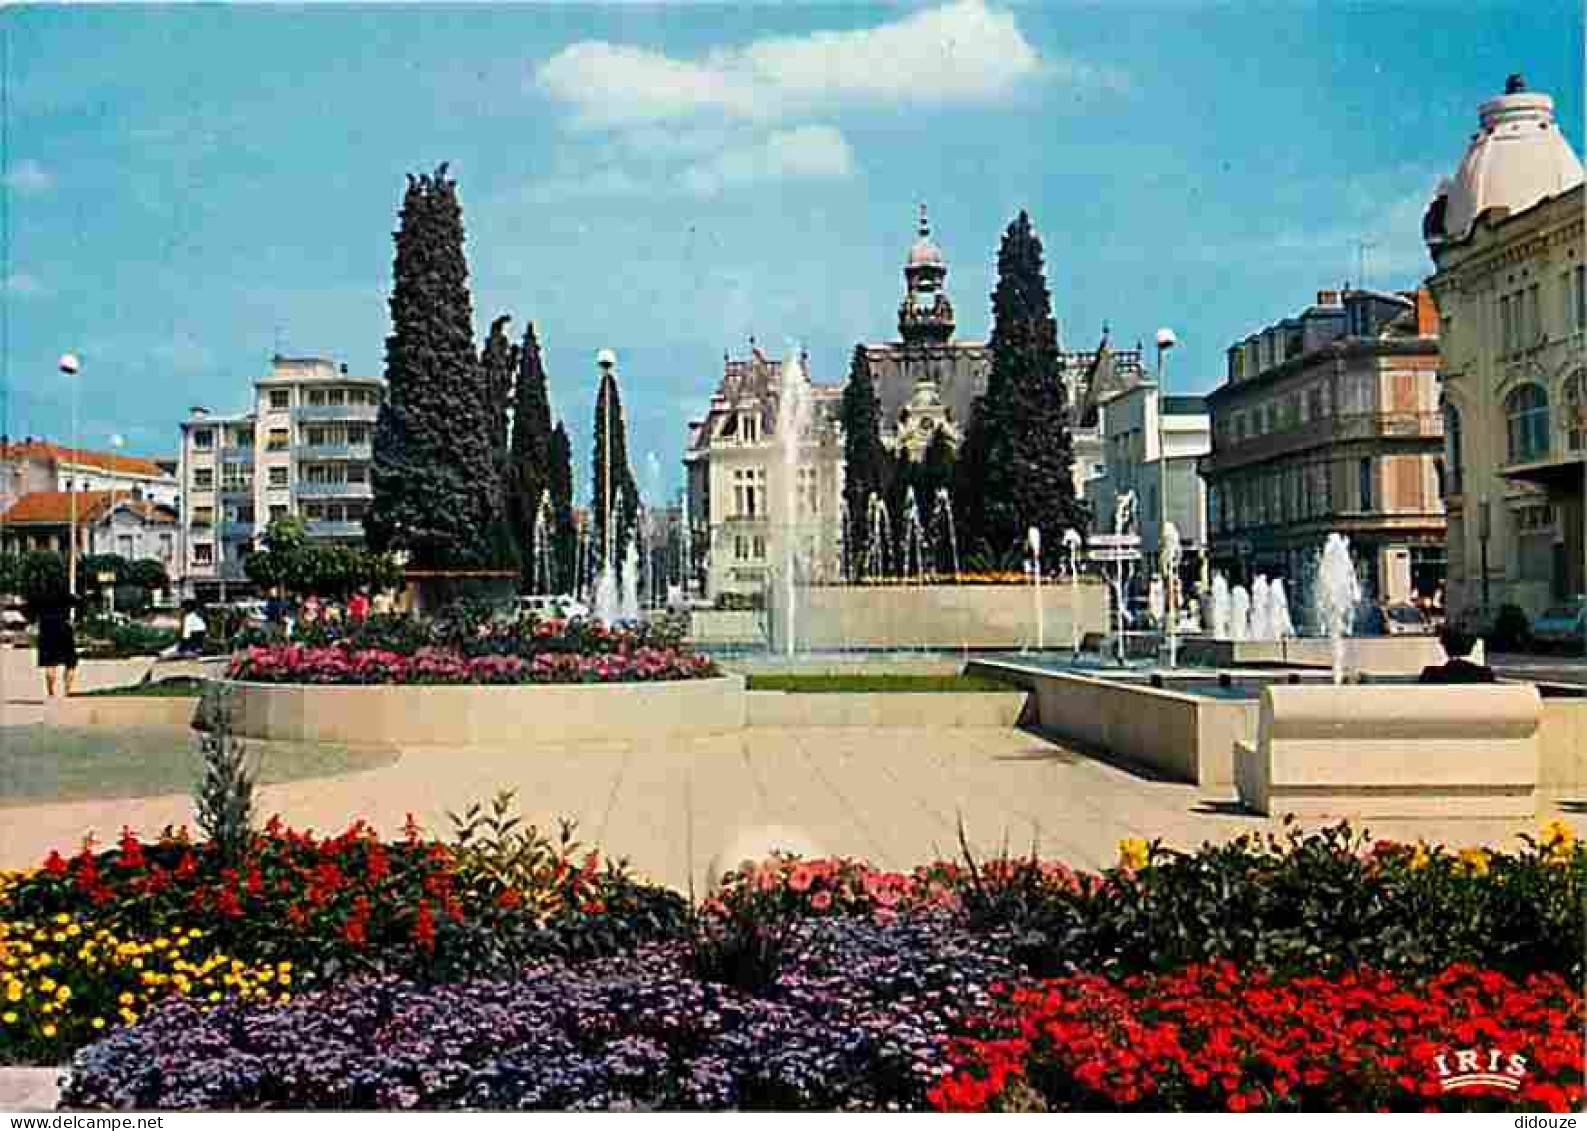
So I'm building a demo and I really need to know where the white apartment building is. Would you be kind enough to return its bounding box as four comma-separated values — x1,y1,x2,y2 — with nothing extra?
178,355,385,598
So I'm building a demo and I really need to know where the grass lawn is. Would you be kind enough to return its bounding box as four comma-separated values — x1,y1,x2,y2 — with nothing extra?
0,726,398,807
744,673,1016,694
79,677,205,698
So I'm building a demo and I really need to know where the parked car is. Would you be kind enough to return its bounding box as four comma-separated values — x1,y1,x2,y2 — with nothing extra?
1531,599,1586,652
1355,602,1434,636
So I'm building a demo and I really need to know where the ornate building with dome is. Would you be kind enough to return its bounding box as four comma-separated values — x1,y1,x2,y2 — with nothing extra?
1424,74,1585,623
682,206,1147,599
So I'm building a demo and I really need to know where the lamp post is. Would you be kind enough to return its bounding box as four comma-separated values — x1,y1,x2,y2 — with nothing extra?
598,349,617,576
1154,327,1178,646
1063,527,1083,657
1478,496,1492,614
57,353,81,602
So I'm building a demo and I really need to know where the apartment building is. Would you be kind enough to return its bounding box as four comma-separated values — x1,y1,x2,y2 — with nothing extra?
178,355,385,598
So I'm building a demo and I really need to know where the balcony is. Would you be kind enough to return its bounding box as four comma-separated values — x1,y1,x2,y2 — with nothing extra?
1202,411,1442,476
298,441,373,460
304,519,365,540
219,480,254,499
294,403,380,423
219,446,255,464
220,520,255,540
296,480,373,499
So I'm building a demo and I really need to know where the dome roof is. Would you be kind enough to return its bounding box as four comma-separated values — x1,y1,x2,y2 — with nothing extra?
1438,77,1583,242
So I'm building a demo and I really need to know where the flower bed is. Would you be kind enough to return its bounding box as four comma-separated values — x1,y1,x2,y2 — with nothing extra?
2,818,1581,1110
930,963,1583,1112
227,644,717,685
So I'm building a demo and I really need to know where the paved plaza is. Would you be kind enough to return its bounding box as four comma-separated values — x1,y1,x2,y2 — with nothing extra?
2,649,1569,889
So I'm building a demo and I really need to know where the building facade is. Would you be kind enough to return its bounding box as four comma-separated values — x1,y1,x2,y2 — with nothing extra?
1,439,178,516
1201,288,1446,615
683,348,844,599
1085,384,1211,573
178,355,385,598
0,490,178,572
1423,75,1585,624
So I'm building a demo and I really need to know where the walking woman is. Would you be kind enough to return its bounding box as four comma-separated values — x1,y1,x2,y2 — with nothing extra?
28,567,81,698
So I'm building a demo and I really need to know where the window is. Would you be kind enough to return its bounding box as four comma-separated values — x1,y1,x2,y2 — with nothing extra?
268,466,289,489
328,389,346,406
732,468,764,517
1565,372,1585,453
117,535,134,558
1575,266,1586,332
192,429,213,451
269,390,290,410
305,425,329,447
1500,295,1514,354
267,429,290,452
159,533,174,559
235,429,254,448
1443,402,1463,494
303,503,325,521
1358,458,1374,511
269,505,288,523
1527,284,1542,345
308,389,327,407
752,535,765,559
192,543,213,565
1505,384,1550,463
1229,351,1244,381
191,506,214,527
347,463,369,483
193,468,214,490
348,424,370,445
1434,458,1446,500
221,467,250,493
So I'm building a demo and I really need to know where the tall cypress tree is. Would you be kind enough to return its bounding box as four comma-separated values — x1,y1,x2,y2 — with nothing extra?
840,346,888,580
547,420,575,594
591,366,639,576
368,164,500,568
479,314,520,570
966,210,1083,566
505,322,554,589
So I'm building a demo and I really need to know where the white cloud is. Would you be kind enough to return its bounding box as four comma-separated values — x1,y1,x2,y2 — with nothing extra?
3,272,45,296
678,125,854,196
535,0,1046,130
3,159,53,195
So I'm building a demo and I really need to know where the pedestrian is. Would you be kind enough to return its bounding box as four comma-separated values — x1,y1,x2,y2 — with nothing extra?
301,592,322,625
177,601,208,656
348,588,371,623
28,571,81,698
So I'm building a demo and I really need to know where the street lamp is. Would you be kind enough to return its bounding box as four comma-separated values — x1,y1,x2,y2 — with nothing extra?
58,353,81,601
1154,327,1177,646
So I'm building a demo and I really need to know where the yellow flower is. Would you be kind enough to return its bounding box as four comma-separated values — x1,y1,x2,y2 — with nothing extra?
1409,844,1431,871
65,924,80,938
4,980,21,1002
54,984,71,1001
1,1011,15,1024
91,1017,106,1030
118,991,135,1006
207,991,221,1003
52,914,69,926
38,977,55,994
1458,847,1491,877
1118,838,1150,871
278,973,292,986
152,938,169,950
1542,818,1576,857
277,961,292,973
41,1023,57,1038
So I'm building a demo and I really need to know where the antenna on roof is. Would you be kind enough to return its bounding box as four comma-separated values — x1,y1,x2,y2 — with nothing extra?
1354,237,1376,293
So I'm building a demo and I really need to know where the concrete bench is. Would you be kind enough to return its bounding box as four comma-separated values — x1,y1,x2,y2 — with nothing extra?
1234,684,1540,819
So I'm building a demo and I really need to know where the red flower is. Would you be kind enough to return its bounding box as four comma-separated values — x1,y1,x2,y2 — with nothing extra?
412,900,436,952
43,850,68,875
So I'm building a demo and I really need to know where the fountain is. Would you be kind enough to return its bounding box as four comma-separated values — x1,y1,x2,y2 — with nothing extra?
594,560,619,624
1249,575,1272,641
1315,532,1361,685
531,489,555,596
619,536,641,621
1269,578,1296,640
1028,527,1044,652
900,487,927,585
864,493,892,580
776,351,812,656
1063,528,1083,656
1210,573,1231,641
1230,585,1251,641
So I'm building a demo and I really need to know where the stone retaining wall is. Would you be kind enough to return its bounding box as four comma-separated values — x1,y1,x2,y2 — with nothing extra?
223,675,748,747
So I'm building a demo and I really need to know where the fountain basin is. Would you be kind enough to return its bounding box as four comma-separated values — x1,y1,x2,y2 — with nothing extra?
1177,635,1447,674
767,582,1109,653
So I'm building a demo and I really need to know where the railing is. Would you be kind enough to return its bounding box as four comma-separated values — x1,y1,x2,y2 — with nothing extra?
303,519,365,539
1204,411,1442,473
219,481,254,498
296,481,373,498
297,442,373,460
219,520,255,541
219,447,255,464
293,403,380,423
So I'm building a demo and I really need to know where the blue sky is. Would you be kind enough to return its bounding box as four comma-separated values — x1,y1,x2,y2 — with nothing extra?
3,1,1581,501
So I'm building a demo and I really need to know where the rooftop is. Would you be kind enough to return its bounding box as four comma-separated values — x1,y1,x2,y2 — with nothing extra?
0,440,173,480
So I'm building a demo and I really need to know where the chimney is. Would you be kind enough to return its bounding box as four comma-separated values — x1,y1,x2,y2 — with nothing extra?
189,406,209,418
1316,290,1341,307
340,363,348,374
